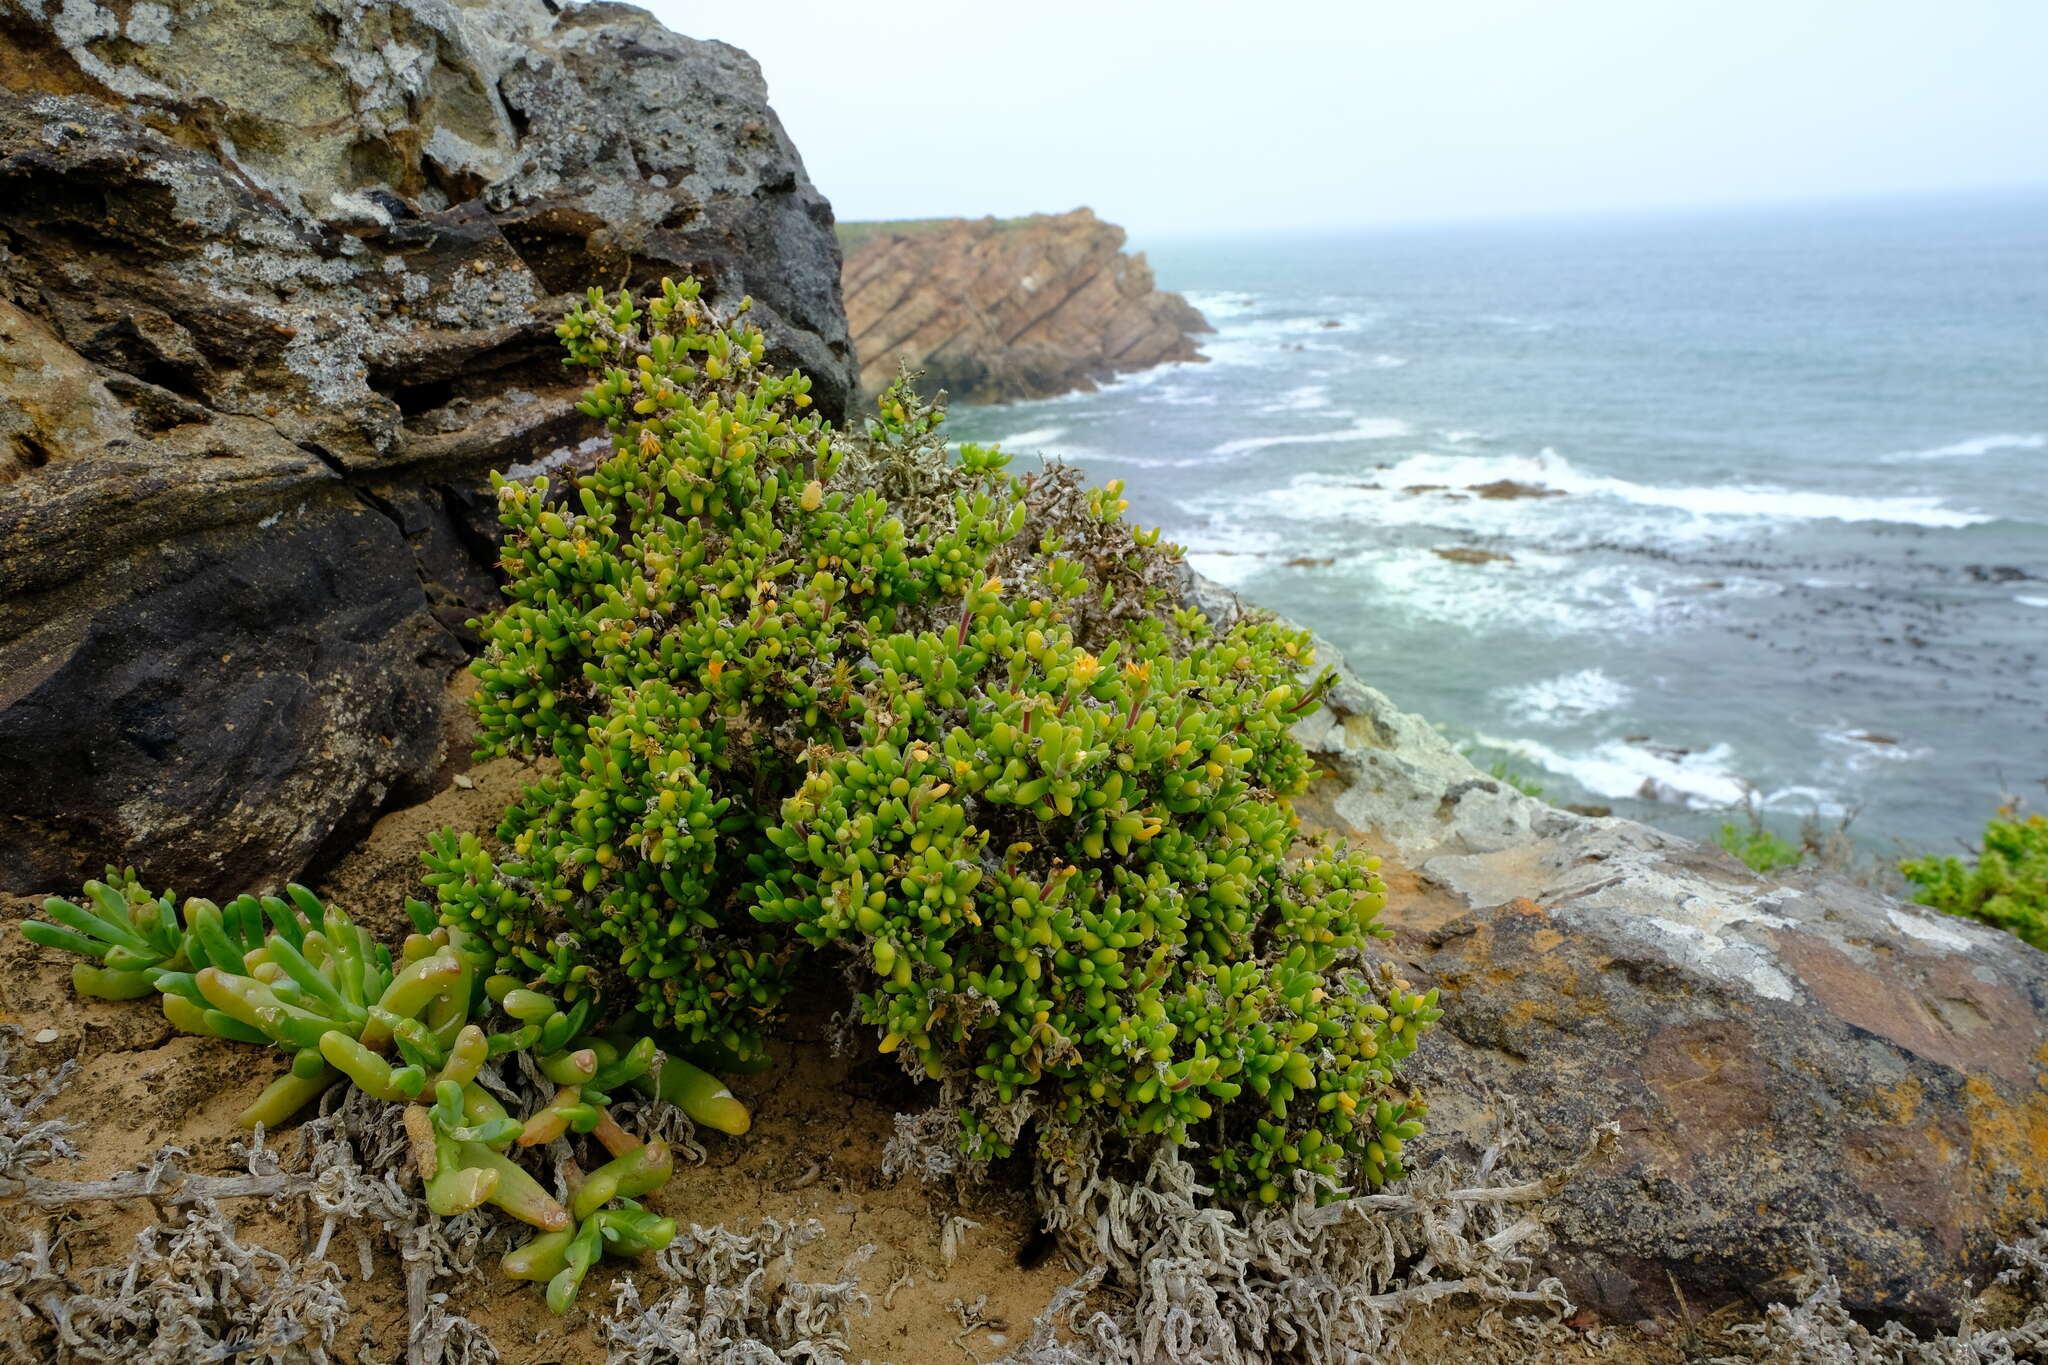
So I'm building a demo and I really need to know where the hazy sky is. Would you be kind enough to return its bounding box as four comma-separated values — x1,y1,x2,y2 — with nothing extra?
644,0,2048,236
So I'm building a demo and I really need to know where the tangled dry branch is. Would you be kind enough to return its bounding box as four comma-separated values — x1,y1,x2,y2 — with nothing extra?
1005,1115,1618,1365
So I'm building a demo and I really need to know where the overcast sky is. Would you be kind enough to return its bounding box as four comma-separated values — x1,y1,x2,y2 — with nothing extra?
643,0,2048,237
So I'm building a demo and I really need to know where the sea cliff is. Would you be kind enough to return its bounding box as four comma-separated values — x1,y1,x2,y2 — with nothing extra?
839,208,1211,404
1,4,2043,1361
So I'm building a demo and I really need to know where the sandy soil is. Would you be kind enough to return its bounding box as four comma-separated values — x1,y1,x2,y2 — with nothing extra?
0,702,1694,1364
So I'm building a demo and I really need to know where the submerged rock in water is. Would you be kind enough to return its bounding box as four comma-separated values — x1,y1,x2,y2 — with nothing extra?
838,208,1211,404
1434,547,1516,566
1185,567,2048,1328
1467,479,1564,500
0,0,852,894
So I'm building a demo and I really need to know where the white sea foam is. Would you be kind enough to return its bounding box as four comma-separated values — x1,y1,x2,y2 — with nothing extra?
1366,353,1409,369
1494,668,1634,726
968,426,1127,470
1201,336,1350,370
1473,732,1753,808
2018,595,2048,609
1180,290,1259,321
1174,512,1288,589
1881,432,2045,462
1818,726,1930,765
1002,355,1200,407
1691,575,1787,599
1173,509,1632,626
1134,384,1220,407
1192,308,1383,371
1210,416,1413,458
1760,785,1848,818
1258,448,1993,531
1259,384,1335,414
995,426,1066,449
1357,550,1680,635
1475,731,1850,815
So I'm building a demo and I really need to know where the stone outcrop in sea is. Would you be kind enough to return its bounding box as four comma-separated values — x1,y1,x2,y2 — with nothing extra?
839,207,1211,405
0,0,854,894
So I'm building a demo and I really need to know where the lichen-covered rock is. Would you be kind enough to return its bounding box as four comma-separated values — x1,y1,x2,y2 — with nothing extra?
839,208,1210,404
1187,568,2048,1327
0,0,853,893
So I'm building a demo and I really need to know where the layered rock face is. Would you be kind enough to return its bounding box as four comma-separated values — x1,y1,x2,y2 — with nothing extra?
839,208,1210,405
0,0,854,895
1181,570,2048,1328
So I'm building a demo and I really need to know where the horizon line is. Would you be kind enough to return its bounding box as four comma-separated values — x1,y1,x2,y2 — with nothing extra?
833,179,2048,243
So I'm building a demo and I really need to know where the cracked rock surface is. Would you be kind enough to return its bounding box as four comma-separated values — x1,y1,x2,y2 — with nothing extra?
0,0,854,893
1186,567,2048,1329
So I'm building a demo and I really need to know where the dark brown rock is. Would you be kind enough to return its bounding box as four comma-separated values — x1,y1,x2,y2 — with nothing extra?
0,0,852,894
838,208,1210,404
1387,861,2048,1327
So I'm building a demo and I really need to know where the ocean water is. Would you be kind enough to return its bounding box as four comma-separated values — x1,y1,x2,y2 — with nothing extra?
945,190,2048,855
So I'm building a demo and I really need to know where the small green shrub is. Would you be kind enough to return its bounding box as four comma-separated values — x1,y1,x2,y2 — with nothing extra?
1486,760,1544,799
432,279,1436,1198
1716,822,1804,874
1901,806,2048,951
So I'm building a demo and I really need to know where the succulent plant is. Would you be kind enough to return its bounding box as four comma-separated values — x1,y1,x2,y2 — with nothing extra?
21,872,743,1312
443,278,1437,1198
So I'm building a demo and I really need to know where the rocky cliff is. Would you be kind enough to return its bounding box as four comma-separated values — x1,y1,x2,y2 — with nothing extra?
1184,569,2048,1329
839,207,1210,405
0,0,854,894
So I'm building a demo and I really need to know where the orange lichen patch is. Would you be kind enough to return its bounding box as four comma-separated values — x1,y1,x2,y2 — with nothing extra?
1502,897,1550,918
1963,1075,2048,1226
1423,911,1611,1054
1873,1076,1924,1125
1532,928,1565,954
1498,998,1545,1034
